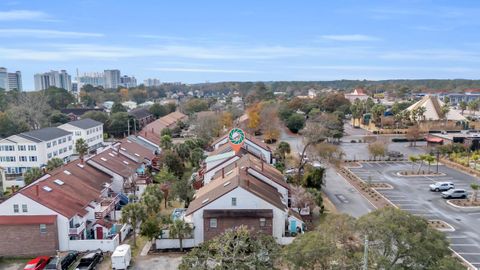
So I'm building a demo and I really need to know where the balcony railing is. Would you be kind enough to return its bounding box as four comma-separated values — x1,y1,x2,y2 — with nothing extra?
94,195,119,219
69,221,86,235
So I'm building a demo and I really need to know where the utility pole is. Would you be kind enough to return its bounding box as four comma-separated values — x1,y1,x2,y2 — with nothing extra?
436,150,440,174
127,118,130,137
133,118,137,135
363,234,369,270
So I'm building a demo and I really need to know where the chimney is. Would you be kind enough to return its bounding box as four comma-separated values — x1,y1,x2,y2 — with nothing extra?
261,160,264,171
36,185,39,196
151,128,154,133
222,168,225,178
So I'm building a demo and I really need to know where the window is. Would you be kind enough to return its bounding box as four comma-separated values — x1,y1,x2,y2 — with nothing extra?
29,156,37,162
75,131,81,136
47,142,51,148
0,156,16,162
259,218,266,227
209,218,217,228
22,204,27,213
231,197,237,206
18,145,26,151
59,148,63,154
62,138,66,143
19,156,27,162
28,145,36,151
39,224,47,233
0,145,14,151
47,153,52,159
13,204,19,213
58,139,62,144
69,145,73,150
53,151,58,156
64,147,67,153
68,135,72,141
52,141,57,146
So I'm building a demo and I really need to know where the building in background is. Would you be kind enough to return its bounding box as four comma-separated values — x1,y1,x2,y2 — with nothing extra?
0,67,7,90
77,72,105,88
0,67,22,91
143,78,161,87
104,69,121,89
34,70,72,91
120,75,137,88
58,118,104,153
7,71,22,91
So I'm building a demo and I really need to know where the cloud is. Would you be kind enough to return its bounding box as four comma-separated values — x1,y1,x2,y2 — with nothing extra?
0,29,104,38
321,34,380,42
149,67,254,73
0,10,51,21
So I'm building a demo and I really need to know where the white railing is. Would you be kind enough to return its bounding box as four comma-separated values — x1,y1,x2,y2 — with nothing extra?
69,222,86,235
68,234,120,252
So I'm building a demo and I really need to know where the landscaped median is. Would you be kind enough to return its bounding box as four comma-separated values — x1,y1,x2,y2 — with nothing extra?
337,166,392,209
446,199,480,208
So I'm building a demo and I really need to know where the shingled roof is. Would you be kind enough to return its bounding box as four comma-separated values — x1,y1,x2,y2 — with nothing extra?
19,160,112,219
186,167,286,215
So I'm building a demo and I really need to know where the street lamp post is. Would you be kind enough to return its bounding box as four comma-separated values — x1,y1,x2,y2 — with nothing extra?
436,150,440,174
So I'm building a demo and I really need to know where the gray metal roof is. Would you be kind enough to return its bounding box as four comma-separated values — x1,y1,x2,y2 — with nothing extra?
18,127,72,142
66,118,102,129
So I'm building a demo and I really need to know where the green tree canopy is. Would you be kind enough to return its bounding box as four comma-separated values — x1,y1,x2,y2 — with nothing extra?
286,113,306,133
180,226,280,269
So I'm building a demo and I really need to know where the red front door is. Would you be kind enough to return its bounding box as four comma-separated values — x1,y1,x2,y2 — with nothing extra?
96,227,103,239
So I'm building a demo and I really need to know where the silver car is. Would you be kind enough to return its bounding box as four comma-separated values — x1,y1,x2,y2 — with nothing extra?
429,182,454,192
442,189,468,199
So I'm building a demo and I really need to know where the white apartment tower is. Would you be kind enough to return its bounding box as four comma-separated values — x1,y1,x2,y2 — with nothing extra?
34,70,72,91
104,69,121,89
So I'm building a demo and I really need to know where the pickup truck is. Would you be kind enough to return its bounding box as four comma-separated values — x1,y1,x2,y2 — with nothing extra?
75,251,103,270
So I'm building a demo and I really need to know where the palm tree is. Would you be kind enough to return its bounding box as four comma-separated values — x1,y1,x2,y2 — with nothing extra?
417,154,427,174
75,138,89,162
121,202,147,247
23,167,43,186
416,107,426,122
468,100,478,115
471,153,480,170
440,103,450,125
471,183,479,203
409,155,418,173
424,154,435,173
46,157,64,171
459,101,467,115
169,219,193,252
160,135,173,150
276,141,291,161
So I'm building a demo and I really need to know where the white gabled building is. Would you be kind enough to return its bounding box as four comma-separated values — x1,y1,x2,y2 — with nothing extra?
0,128,74,191
59,118,104,153
184,166,303,246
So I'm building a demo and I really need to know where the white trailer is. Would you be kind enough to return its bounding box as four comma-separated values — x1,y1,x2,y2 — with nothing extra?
111,244,131,270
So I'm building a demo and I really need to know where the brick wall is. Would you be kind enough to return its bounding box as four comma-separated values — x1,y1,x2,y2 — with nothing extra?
0,222,58,257
203,216,273,241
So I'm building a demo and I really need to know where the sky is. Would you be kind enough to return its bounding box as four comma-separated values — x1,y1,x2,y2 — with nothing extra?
1,0,480,90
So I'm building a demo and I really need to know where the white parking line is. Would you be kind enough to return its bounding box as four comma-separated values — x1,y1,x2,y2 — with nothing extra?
457,252,480,255
447,236,467,239
450,244,478,246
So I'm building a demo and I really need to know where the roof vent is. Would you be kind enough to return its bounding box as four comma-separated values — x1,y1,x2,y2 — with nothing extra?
120,147,126,151
134,153,140,157
77,163,84,168
101,157,107,162
53,179,64,186
109,153,115,157
123,160,129,165
63,170,71,175
225,170,234,176
202,198,209,204
223,181,231,187
43,186,52,192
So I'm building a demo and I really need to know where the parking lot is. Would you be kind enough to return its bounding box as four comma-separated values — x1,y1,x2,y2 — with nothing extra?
349,162,480,269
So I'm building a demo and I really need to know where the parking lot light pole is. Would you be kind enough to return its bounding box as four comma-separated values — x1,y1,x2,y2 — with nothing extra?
436,150,440,174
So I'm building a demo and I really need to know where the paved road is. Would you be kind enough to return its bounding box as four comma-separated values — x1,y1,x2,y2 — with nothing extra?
350,162,480,270
134,254,183,270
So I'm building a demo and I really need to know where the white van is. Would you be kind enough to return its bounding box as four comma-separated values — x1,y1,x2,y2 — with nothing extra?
112,244,131,270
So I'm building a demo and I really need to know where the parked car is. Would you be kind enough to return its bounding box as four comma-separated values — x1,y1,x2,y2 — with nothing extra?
61,252,79,270
429,182,454,192
24,256,51,270
44,256,59,270
387,151,404,158
311,161,322,168
442,189,468,199
285,168,298,175
75,250,103,270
